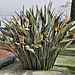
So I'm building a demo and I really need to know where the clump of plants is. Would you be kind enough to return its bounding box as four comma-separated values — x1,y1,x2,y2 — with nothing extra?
0,1,75,70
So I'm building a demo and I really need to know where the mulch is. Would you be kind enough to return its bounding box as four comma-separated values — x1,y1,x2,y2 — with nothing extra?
0,46,12,60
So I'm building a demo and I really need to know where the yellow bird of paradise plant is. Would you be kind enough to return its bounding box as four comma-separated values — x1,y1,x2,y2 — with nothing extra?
55,27,58,32
26,22,32,28
45,24,47,27
46,34,49,38
66,31,69,35
65,18,69,23
17,16,20,20
65,14,68,23
65,14,68,18
19,36,23,42
22,24,25,28
11,18,14,21
41,34,43,39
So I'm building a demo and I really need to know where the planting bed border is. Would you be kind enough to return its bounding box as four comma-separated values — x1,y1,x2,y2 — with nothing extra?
0,54,16,69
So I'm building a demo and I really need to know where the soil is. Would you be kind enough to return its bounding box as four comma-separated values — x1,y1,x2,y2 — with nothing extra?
0,46,12,60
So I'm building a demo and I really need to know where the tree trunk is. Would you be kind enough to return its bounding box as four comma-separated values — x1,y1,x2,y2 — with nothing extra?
71,0,75,20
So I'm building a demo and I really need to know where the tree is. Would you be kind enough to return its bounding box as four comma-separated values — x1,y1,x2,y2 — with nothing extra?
71,0,75,20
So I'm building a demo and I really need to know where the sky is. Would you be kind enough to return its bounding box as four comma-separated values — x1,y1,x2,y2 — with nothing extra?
0,0,72,16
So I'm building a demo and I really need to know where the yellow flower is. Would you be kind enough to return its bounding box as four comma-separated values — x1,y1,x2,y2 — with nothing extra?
66,31,69,35
17,16,20,20
41,34,43,39
55,28,58,32
19,37,23,42
46,34,49,38
65,18,68,22
11,18,14,21
45,24,47,27
65,14,68,18
58,24,59,29
26,22,32,28
22,24,25,28
26,22,29,28
65,14,68,22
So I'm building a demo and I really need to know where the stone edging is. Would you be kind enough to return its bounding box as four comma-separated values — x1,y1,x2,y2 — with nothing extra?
0,54,16,69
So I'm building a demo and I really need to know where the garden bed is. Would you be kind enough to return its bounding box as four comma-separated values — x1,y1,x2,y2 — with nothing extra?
0,46,16,69
0,48,12,60
0,44,75,75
